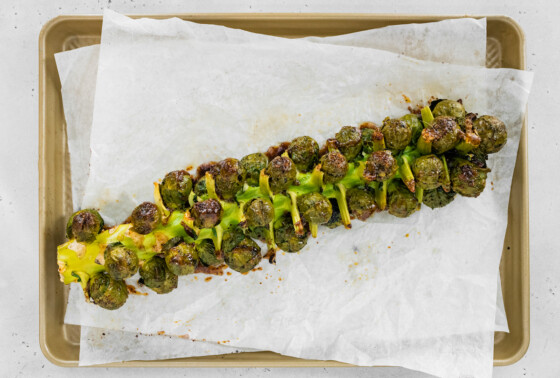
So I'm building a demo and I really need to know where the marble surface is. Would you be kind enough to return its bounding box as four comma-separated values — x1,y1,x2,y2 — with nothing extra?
0,0,558,377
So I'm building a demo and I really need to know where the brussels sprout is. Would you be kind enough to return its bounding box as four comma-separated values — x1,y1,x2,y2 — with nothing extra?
325,199,343,229
222,227,262,273
381,118,412,151
66,208,104,242
320,150,348,184
287,136,319,172
360,123,385,154
160,170,193,210
473,115,507,154
430,116,463,154
423,187,457,209
412,154,444,190
363,150,398,182
194,177,207,197
165,242,199,276
347,187,376,221
335,126,363,161
130,202,160,235
432,99,466,120
88,272,128,310
401,114,423,144
215,158,244,200
450,159,489,198
266,156,297,193
245,198,274,228
191,199,223,229
240,153,268,186
274,214,309,253
387,183,419,218
104,243,139,280
297,192,333,225
139,257,178,294
196,239,222,266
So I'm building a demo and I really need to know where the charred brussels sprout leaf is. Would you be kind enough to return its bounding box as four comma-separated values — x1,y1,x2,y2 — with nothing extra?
430,116,463,154
423,187,457,209
245,198,274,228
139,257,178,294
412,154,444,190
130,202,160,235
165,242,199,276
320,150,348,184
473,115,507,154
274,214,309,253
288,136,319,172
387,183,419,218
191,199,223,229
363,150,398,182
88,272,128,310
196,239,222,267
160,170,193,210
335,126,363,161
240,153,268,186
246,226,269,242
450,159,489,198
347,187,376,221
381,118,412,151
104,243,139,280
194,177,207,197
325,199,343,229
222,227,262,273
66,208,104,242
215,158,245,200
297,192,333,225
432,100,466,120
266,156,297,193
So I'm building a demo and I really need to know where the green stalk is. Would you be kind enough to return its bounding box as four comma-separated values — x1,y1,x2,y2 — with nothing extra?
259,169,273,200
335,183,352,229
287,190,304,236
441,155,451,192
205,172,218,200
416,187,424,204
371,180,388,211
310,223,319,238
418,106,434,155
399,155,416,193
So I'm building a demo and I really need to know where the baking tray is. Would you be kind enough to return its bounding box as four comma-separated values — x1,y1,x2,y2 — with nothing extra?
39,13,529,367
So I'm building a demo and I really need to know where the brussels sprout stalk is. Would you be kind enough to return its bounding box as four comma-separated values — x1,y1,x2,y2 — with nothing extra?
153,182,170,223
370,180,389,211
441,155,451,192
417,106,434,154
204,172,218,200
287,190,304,236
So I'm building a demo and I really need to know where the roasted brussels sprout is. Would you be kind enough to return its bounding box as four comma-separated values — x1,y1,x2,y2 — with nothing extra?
215,158,244,200
320,150,348,184
193,177,207,197
88,272,128,310
430,116,463,154
363,150,398,182
473,115,507,154
266,156,297,193
244,198,274,228
401,114,423,144
381,118,412,151
297,192,332,225
287,136,319,172
387,183,419,218
222,227,262,273
130,202,160,235
423,187,456,209
360,123,385,154
335,126,363,161
165,242,199,276
325,199,343,229
450,159,489,198
66,208,104,243
412,154,444,190
104,243,139,280
196,239,222,267
274,214,309,253
160,170,193,210
139,257,178,294
240,153,268,186
347,187,376,221
191,199,223,229
432,99,466,120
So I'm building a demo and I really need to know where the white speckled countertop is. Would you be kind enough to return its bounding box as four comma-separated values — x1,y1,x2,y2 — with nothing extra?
0,0,558,377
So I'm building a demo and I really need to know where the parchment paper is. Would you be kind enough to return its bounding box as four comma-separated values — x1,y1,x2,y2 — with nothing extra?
60,10,527,376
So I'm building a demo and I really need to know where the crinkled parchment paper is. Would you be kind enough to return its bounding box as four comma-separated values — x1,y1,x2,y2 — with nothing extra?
60,11,533,377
